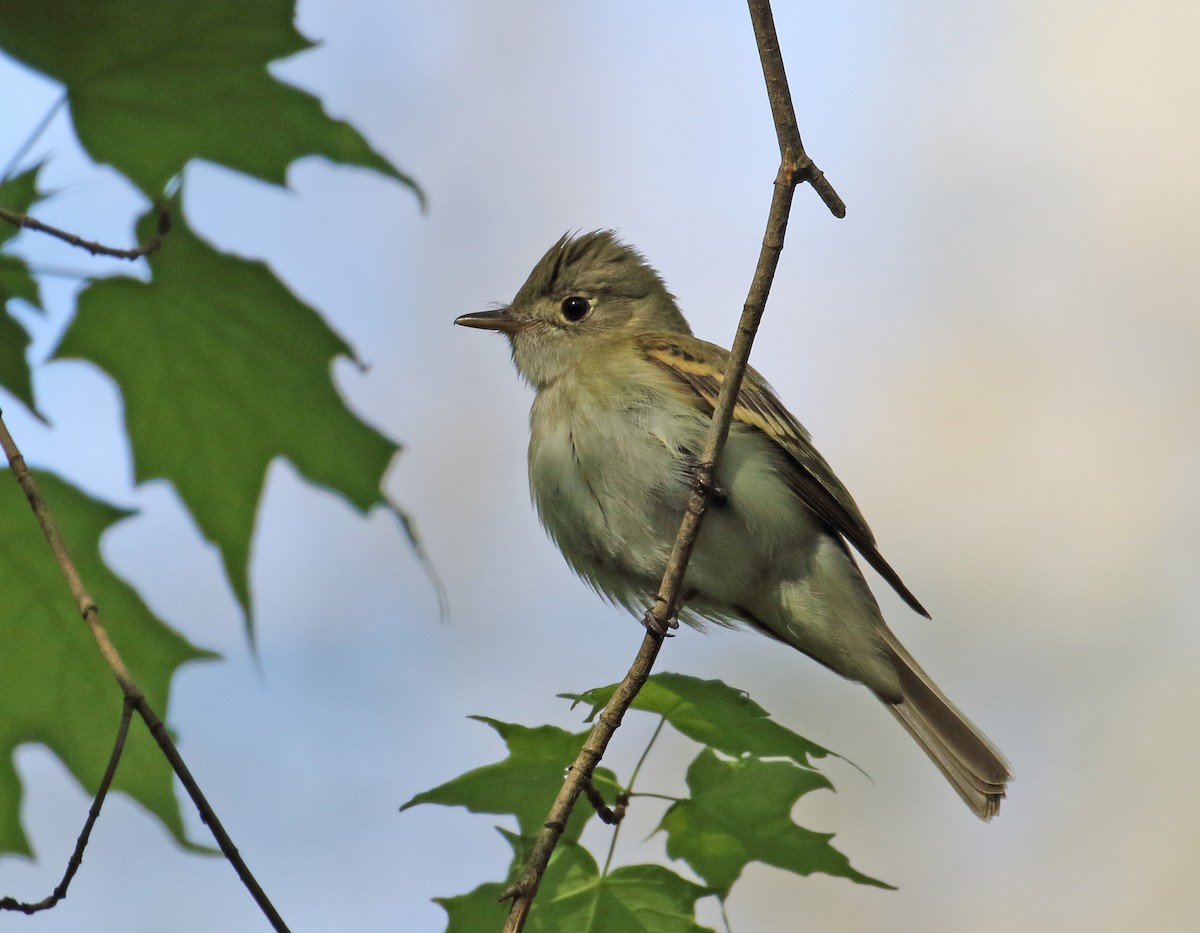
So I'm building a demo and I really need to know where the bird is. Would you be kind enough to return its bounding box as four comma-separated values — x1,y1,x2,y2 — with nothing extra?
455,230,1011,819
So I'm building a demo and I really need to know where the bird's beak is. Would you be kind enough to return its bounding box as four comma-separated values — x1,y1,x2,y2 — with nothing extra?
454,308,526,333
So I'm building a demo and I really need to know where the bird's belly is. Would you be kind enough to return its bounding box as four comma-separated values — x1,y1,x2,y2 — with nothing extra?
528,409,683,596
528,395,822,615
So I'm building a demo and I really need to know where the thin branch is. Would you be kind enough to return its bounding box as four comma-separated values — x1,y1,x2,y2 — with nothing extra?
602,715,665,876
499,2,843,929
0,412,290,933
749,1,846,218
0,203,170,261
581,779,623,827
1,94,66,183
598,790,630,878
0,699,133,915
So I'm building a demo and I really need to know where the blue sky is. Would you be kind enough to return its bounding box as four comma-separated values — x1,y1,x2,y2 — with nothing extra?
3,2,1200,931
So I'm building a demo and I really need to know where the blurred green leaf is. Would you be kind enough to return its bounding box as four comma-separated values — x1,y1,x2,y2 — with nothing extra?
0,164,44,412
660,749,891,896
55,206,400,625
0,311,34,414
0,254,38,307
0,164,42,253
0,0,420,200
0,470,213,856
401,718,620,843
566,672,831,768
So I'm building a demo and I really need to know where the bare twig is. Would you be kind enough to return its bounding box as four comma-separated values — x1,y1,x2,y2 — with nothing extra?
1,699,133,914
0,412,290,933
581,779,624,826
500,2,843,928
0,203,170,261
750,3,846,218
1,94,66,183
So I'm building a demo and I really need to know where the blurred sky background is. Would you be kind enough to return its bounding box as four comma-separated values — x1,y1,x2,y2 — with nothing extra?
2,1,1200,931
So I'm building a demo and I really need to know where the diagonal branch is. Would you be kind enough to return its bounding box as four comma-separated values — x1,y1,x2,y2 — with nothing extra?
1,95,66,183
0,411,290,933
499,2,844,929
0,699,133,915
0,203,170,261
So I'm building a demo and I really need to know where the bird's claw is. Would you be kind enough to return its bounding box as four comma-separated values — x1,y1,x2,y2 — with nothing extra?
641,599,679,636
691,465,727,505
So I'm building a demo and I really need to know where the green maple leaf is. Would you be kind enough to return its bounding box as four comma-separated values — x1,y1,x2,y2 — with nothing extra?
53,206,402,625
436,839,716,933
0,0,420,200
0,164,44,413
0,470,212,856
566,672,832,768
402,718,620,844
527,844,716,933
660,749,892,897
433,876,509,933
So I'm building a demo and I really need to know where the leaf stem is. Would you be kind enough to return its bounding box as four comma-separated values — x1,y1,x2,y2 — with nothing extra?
627,791,682,803
628,715,668,792
0,699,133,914
602,715,668,876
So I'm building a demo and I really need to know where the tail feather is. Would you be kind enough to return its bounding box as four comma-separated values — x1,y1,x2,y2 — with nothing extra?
876,630,1011,820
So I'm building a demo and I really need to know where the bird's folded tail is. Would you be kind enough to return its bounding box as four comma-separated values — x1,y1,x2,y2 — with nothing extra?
875,629,1012,820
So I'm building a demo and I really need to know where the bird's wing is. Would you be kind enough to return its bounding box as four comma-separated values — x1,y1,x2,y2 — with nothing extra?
638,334,930,618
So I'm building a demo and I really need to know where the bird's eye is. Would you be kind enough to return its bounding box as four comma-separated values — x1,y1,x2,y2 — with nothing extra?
560,296,591,322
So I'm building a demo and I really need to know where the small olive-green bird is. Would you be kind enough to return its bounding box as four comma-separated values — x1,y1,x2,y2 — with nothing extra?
456,230,1011,819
